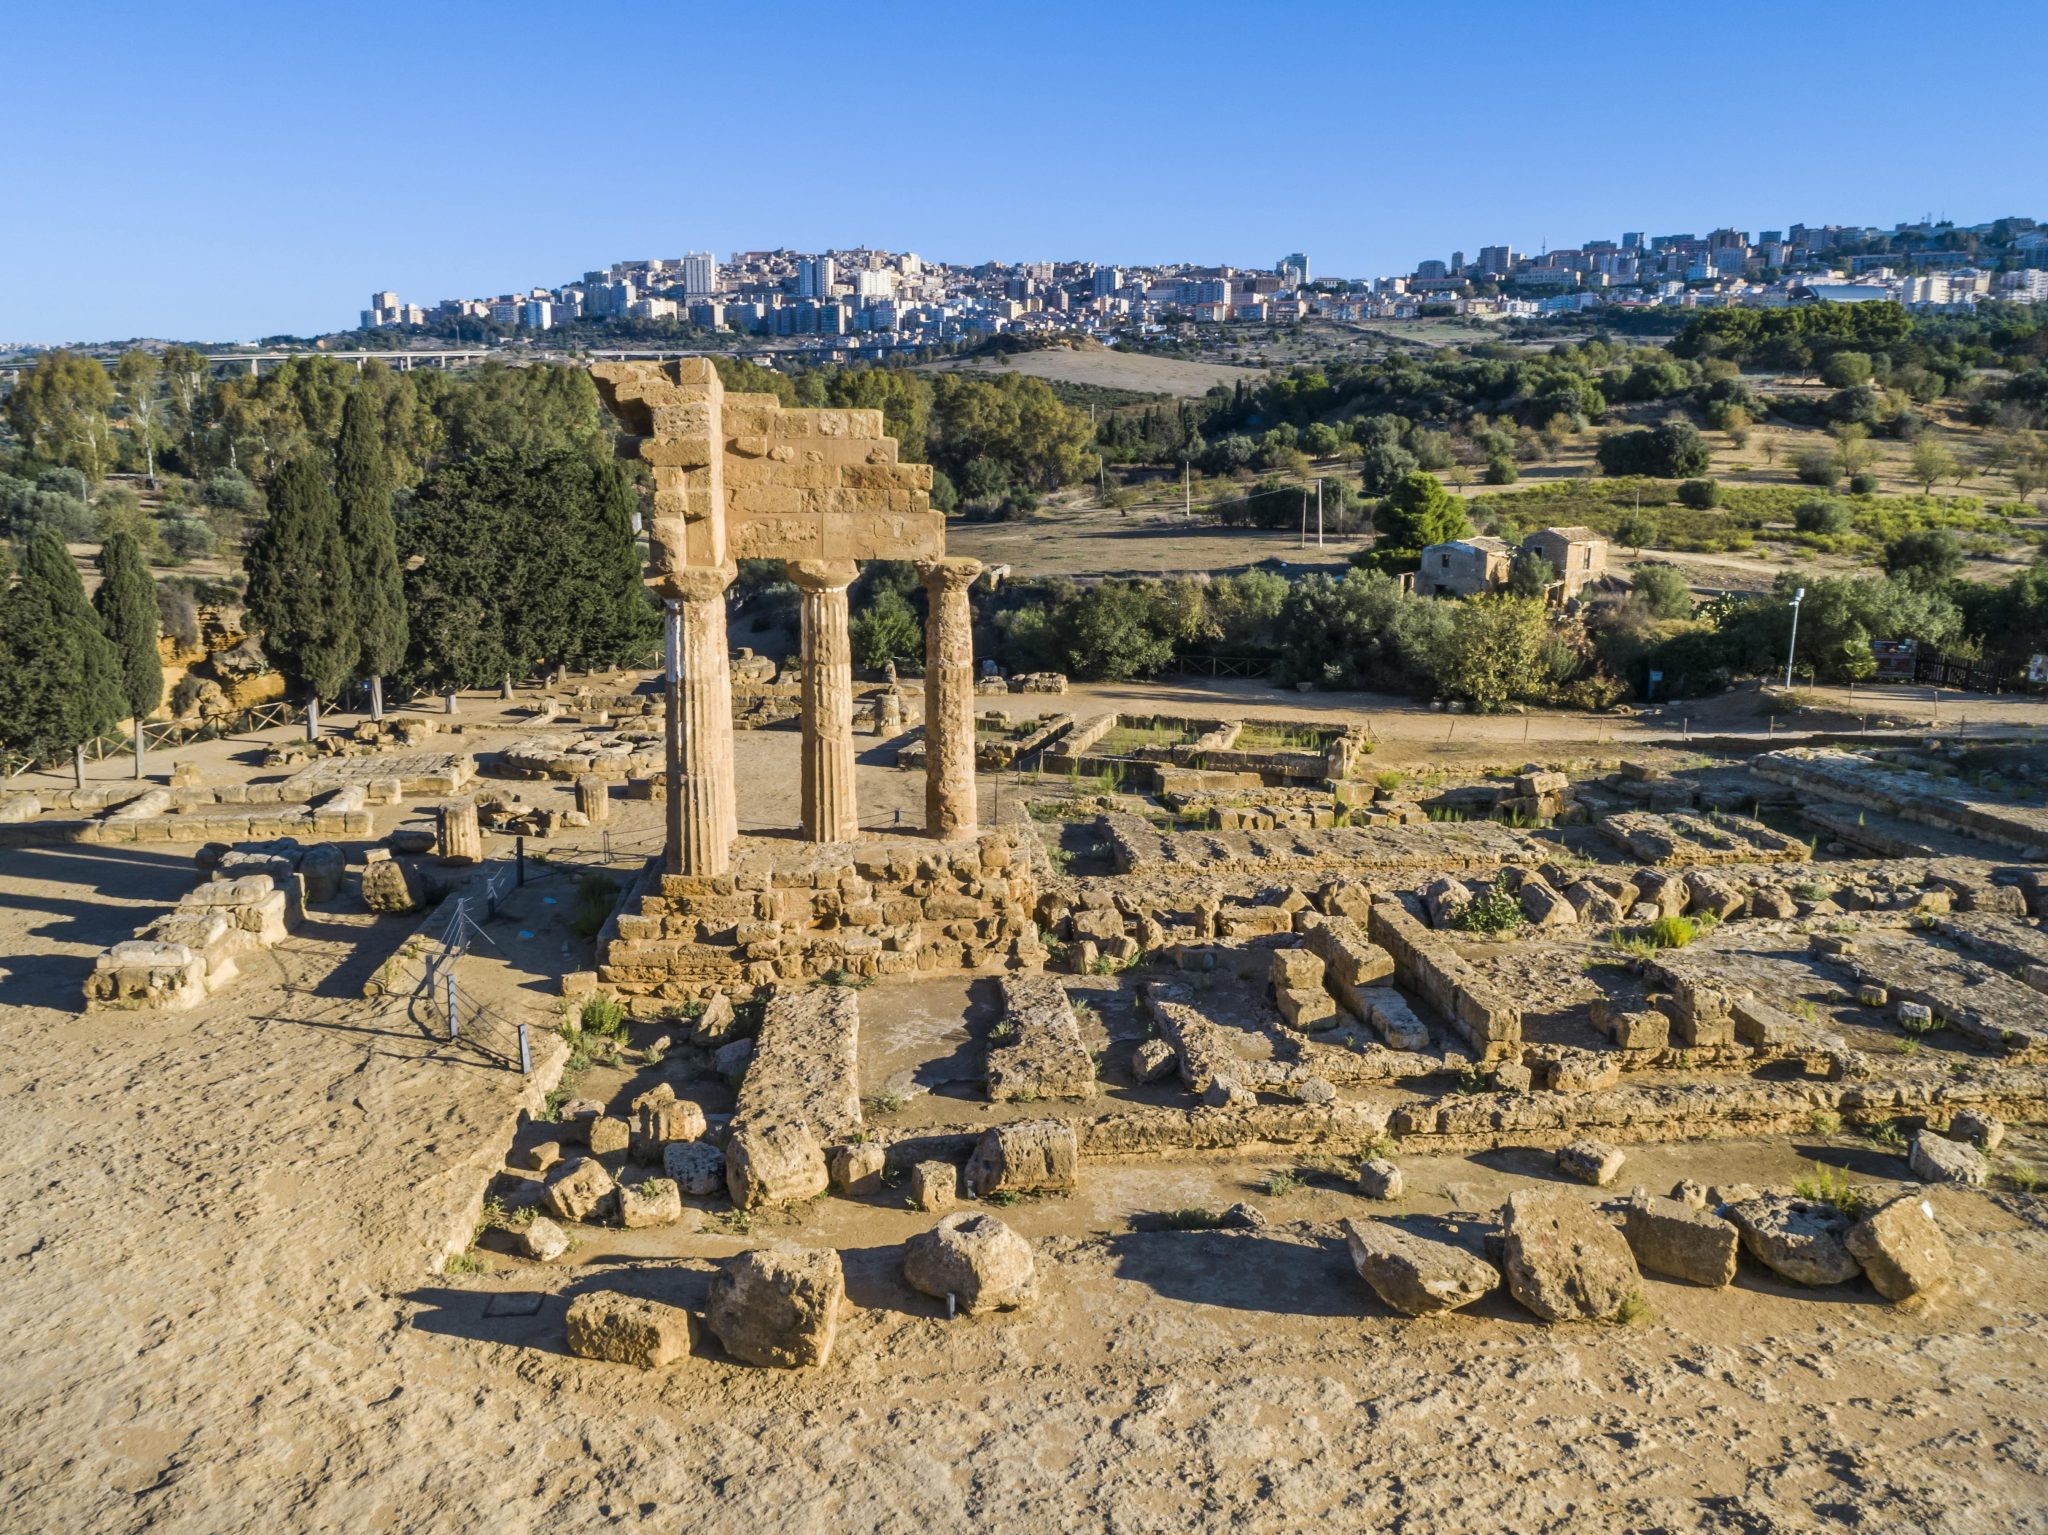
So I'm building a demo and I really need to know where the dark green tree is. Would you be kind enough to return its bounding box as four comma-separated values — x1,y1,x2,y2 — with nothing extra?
93,530,163,720
0,530,127,760
334,389,408,716
402,448,655,690
1373,472,1473,557
245,452,359,701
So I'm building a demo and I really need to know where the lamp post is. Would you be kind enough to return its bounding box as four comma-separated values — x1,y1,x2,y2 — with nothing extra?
1784,586,1806,688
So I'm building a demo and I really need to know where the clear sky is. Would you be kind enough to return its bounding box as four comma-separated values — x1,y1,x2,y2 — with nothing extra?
7,0,2047,344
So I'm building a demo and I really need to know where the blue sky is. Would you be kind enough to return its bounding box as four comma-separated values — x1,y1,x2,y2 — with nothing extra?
6,0,2046,344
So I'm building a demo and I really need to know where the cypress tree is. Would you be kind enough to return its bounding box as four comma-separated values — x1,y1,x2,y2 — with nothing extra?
93,529,163,721
246,452,358,702
1,529,127,760
563,459,658,668
335,389,407,716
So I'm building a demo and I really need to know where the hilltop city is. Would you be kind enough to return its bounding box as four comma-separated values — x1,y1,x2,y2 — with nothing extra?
351,213,2048,361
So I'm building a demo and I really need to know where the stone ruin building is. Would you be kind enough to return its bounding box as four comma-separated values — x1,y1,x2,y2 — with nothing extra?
587,359,1041,1002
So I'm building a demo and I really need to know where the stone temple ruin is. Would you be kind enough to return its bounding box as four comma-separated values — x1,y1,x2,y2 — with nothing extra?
518,720,2048,1372
585,359,1042,1000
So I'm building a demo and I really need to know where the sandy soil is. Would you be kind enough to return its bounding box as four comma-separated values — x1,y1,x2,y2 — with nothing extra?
6,691,2048,1534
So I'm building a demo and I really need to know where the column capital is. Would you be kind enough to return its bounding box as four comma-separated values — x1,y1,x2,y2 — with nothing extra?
917,556,983,593
663,562,736,603
786,558,860,593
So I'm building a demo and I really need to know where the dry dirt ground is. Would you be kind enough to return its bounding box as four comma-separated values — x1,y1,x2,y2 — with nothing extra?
6,691,2048,1533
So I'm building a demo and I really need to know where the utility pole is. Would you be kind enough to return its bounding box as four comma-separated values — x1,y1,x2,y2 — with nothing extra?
1183,459,1190,520
1316,478,1324,546
1784,586,1806,688
1300,486,1307,548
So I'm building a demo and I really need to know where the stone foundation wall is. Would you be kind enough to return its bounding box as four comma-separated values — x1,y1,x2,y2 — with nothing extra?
599,827,1046,1004
1366,898,1522,1060
84,872,300,1011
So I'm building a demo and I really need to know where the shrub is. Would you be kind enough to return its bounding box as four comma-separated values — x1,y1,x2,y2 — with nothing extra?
1452,874,1525,935
1676,478,1720,509
1794,449,1841,488
571,872,620,939
1791,1163,1868,1216
578,992,627,1037
1632,563,1693,619
1793,497,1854,535
1483,456,1518,485
1645,914,1696,949
1848,472,1879,495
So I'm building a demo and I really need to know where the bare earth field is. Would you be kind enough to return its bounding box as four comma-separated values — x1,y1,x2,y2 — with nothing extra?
5,691,2048,1533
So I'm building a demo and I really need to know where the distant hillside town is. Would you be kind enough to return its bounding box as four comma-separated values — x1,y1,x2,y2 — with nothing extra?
357,215,2048,355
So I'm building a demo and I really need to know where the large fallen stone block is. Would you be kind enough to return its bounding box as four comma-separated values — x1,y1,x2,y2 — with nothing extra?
632,1098,709,1160
360,850,424,914
617,1177,685,1229
1845,1193,1953,1303
734,986,863,1140
966,1119,1078,1200
725,1119,829,1208
903,1212,1037,1313
1619,1193,1738,1287
565,1290,696,1369
987,975,1097,1101
1909,1130,1989,1187
1556,1139,1625,1187
1726,1196,1861,1286
543,1157,617,1224
704,1243,845,1369
1342,1218,1500,1317
1500,1190,1642,1322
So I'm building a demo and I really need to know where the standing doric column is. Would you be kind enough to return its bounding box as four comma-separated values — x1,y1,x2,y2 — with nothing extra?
663,564,737,877
789,559,860,843
918,556,982,841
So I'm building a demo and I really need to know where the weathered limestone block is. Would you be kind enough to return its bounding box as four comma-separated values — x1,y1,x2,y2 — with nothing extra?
84,941,208,1011
437,797,482,864
1547,1051,1621,1094
1268,947,1326,991
360,850,424,914
575,774,611,825
1518,877,1576,928
1358,986,1430,1052
704,1243,845,1369
1950,1110,2005,1151
987,975,1097,1101
618,1177,685,1229
543,1158,617,1224
903,1212,1037,1312
1601,1009,1670,1052
1909,1129,1988,1187
733,986,862,1142
1619,1193,1738,1287
1685,870,1747,920
1130,1038,1178,1083
1556,1139,1625,1186
966,1119,1078,1199
1358,1158,1403,1200
1421,877,1474,928
522,1215,571,1262
726,1119,829,1208
1732,996,1799,1049
827,1141,885,1196
588,1115,630,1157
565,1291,696,1368
633,1098,710,1160
662,1140,727,1196
1343,1219,1500,1317
692,991,740,1046
1277,987,1340,1031
1501,1191,1643,1322
1846,1194,1953,1303
911,1160,959,1211
1366,899,1520,1060
1727,1196,1861,1286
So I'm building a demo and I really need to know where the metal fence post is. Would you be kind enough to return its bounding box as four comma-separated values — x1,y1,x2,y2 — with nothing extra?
516,836,527,885
518,1022,532,1075
445,972,458,1040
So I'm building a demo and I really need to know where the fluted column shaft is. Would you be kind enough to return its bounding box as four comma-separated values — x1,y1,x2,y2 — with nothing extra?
919,556,982,841
790,559,860,843
664,566,737,877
